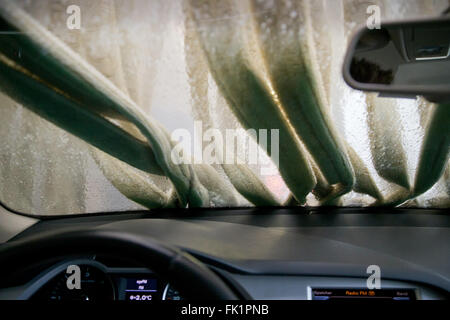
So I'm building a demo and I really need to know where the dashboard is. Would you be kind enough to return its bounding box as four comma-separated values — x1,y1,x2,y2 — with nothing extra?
0,259,443,300
0,256,446,301
18,259,182,301
0,207,449,300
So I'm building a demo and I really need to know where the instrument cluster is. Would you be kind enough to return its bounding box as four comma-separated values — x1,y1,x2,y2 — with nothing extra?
30,260,182,301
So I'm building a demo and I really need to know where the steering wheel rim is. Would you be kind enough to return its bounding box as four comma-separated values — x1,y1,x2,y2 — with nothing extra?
0,228,238,300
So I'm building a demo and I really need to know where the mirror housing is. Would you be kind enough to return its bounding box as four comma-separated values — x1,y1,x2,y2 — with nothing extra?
343,16,450,103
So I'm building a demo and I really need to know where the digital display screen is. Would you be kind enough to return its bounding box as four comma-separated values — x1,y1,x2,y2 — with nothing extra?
124,278,158,302
311,288,417,300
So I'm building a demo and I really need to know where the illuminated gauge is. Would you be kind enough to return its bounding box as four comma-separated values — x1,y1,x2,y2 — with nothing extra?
32,265,115,301
162,283,183,300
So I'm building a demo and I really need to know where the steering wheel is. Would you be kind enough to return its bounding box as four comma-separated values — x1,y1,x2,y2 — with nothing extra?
0,228,239,300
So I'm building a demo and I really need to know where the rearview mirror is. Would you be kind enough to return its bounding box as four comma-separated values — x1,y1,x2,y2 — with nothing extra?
343,17,450,102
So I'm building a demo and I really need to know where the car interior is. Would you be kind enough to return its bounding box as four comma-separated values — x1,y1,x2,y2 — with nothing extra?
0,0,448,303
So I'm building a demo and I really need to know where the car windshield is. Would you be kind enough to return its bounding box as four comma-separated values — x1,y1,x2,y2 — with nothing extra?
0,0,449,215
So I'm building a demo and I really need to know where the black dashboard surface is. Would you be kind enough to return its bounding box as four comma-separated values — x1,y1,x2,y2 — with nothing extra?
8,208,450,293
